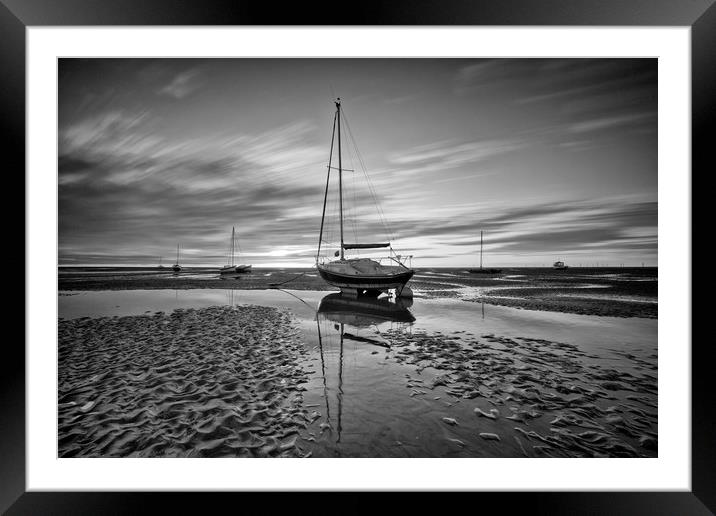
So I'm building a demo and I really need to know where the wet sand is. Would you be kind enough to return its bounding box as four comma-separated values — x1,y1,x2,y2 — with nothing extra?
380,330,657,457
472,292,656,319
59,305,313,457
57,266,658,458
58,289,657,458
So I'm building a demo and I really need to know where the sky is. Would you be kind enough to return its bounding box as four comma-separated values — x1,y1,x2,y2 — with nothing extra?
58,58,657,267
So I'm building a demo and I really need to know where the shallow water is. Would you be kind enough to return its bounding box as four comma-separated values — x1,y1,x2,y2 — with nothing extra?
58,288,657,458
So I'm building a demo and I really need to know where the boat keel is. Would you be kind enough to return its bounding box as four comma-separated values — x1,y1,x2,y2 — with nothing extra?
396,285,413,299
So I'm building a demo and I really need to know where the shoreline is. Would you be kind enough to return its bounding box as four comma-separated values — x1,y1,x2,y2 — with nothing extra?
58,268,658,319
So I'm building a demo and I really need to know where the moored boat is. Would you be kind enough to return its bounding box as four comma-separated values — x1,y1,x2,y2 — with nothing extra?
219,226,251,275
315,98,414,298
172,245,182,272
468,230,502,274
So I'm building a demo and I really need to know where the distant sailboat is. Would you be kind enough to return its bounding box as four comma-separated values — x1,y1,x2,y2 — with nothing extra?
468,231,502,274
172,244,182,272
316,98,414,298
158,256,165,269
219,226,251,275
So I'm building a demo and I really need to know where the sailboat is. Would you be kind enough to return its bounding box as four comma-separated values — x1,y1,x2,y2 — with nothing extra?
468,230,502,274
316,98,414,298
158,256,165,269
172,244,182,272
219,226,252,275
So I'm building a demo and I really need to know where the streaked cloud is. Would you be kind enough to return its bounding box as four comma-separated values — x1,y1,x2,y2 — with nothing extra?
157,69,204,99
390,138,526,169
568,112,655,134
58,58,657,266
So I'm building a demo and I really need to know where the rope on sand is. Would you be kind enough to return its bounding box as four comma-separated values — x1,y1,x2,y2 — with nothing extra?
272,288,316,311
268,272,307,288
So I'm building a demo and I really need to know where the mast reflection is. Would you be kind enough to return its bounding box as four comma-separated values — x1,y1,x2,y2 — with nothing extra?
315,293,415,446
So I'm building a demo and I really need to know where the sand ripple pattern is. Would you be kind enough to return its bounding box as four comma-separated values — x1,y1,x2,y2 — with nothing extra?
384,330,657,457
58,306,312,457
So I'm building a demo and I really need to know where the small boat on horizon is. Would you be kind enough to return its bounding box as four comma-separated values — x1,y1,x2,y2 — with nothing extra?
158,256,165,269
468,230,502,274
172,244,182,272
315,98,414,298
553,260,569,270
219,226,252,275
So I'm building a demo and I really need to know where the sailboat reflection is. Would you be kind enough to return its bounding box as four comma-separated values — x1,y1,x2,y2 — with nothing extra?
225,288,240,307
318,293,415,326
314,293,415,445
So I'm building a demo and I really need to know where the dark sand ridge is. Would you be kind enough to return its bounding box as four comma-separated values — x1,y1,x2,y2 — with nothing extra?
58,267,657,319
58,306,315,457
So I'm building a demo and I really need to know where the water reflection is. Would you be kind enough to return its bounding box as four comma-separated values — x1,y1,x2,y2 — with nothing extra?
225,288,240,307
317,293,415,326
315,293,415,445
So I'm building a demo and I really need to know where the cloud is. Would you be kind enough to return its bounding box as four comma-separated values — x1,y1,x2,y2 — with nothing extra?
388,138,526,173
157,69,203,99
58,107,342,264
453,60,515,95
568,112,655,134
452,59,656,151
515,64,656,106
373,196,657,261
57,58,657,266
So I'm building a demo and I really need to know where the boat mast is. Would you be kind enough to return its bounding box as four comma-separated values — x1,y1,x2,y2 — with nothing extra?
336,98,345,260
480,230,483,269
231,226,235,265
317,110,338,263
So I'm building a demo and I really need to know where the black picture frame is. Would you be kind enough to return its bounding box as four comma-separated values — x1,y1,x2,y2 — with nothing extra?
5,0,711,513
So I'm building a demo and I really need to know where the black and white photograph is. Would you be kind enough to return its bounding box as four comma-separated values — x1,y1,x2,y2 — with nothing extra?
57,57,658,459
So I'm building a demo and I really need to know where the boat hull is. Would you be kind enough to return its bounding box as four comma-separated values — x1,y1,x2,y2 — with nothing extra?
220,264,252,275
317,265,414,296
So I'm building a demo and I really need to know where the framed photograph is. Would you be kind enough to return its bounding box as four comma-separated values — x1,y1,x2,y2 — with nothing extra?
6,0,711,512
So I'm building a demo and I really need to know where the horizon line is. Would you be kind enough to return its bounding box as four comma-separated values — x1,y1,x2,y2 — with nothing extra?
58,264,658,269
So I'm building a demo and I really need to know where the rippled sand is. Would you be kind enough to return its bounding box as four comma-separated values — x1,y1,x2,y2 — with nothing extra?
380,329,657,457
58,289,657,458
58,306,313,457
